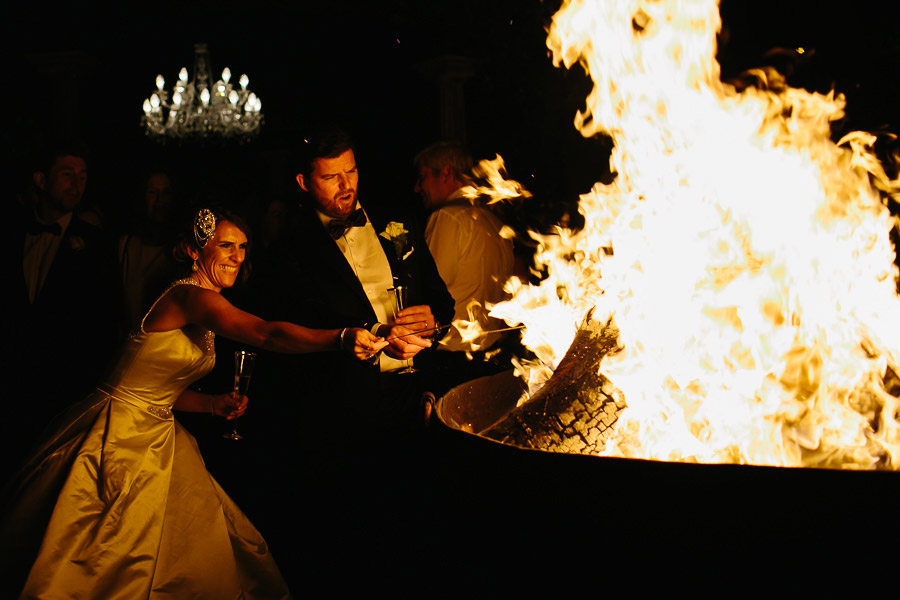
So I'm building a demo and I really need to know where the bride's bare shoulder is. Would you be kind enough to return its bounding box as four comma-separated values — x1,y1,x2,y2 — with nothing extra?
142,283,204,332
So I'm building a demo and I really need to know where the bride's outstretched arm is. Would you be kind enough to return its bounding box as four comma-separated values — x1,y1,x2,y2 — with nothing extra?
178,286,387,357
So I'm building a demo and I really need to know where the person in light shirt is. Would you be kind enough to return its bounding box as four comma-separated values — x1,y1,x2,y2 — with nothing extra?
414,140,516,356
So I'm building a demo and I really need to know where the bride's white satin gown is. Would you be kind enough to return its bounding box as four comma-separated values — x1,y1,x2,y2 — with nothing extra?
1,279,291,599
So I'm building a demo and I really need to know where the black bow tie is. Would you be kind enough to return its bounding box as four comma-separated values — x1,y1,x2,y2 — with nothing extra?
28,221,62,236
327,209,367,240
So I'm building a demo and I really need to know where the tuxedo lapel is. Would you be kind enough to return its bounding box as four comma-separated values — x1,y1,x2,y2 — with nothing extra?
21,218,76,306
41,226,77,296
39,218,96,303
378,234,402,280
364,207,454,321
367,212,406,285
296,208,372,310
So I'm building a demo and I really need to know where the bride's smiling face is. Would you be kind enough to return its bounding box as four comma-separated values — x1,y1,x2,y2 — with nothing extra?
191,220,248,292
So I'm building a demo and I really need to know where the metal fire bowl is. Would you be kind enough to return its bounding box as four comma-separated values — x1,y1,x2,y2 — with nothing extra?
430,370,899,572
434,369,527,436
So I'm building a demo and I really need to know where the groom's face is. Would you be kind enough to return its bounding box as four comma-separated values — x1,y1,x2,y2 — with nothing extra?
297,149,359,219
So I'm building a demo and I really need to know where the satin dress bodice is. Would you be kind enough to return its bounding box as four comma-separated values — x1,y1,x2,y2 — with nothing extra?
98,326,215,417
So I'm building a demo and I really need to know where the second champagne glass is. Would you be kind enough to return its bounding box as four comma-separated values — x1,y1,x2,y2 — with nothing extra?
224,350,256,440
387,285,416,374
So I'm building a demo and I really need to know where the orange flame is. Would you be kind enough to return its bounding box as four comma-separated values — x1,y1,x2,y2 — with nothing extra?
460,154,533,205
491,0,900,469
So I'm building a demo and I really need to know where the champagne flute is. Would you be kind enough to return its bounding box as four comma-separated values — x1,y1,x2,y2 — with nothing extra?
224,350,256,440
387,285,417,374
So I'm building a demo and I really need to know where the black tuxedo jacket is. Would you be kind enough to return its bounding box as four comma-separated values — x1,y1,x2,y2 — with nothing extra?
3,204,122,473
238,201,454,448
6,205,121,362
263,204,453,330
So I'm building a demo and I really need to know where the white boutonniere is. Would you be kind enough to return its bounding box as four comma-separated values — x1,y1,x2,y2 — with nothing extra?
380,221,414,260
67,236,86,251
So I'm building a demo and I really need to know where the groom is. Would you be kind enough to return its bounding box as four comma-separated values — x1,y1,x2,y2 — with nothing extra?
228,127,454,588
294,131,449,368
247,127,454,459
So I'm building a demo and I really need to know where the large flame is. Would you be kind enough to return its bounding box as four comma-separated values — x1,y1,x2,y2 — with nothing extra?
488,0,900,469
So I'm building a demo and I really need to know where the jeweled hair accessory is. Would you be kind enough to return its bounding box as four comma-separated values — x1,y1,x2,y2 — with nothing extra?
194,208,217,248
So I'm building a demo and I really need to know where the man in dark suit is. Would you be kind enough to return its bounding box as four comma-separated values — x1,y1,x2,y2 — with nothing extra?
3,144,121,481
233,128,454,585
248,128,454,456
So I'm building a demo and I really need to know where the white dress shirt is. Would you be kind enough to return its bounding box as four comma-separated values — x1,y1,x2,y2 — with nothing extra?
316,208,407,372
425,192,515,352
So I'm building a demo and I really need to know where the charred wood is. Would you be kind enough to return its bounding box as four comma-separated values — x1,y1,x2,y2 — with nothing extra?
483,310,626,454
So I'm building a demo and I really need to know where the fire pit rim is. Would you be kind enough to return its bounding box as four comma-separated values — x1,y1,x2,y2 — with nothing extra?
433,370,900,476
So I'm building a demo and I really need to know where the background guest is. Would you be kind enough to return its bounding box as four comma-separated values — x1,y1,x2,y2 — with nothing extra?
237,125,455,586
2,142,122,482
117,166,182,330
414,140,518,386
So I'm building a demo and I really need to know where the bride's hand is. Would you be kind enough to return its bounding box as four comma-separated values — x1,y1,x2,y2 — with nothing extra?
212,391,248,420
341,328,389,361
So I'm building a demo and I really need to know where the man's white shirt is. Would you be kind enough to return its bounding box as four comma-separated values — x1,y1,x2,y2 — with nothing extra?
317,207,407,372
424,191,514,353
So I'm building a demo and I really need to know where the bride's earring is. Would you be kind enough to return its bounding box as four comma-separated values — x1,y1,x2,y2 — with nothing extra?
192,260,198,272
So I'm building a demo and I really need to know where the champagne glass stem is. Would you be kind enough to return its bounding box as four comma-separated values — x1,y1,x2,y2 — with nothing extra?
225,350,256,440
387,286,416,374
227,387,241,439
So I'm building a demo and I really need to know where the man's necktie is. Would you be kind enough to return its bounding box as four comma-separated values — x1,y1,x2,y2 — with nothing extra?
327,208,367,240
28,221,62,236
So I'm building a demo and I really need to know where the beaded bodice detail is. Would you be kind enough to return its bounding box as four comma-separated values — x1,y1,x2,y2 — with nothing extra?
99,277,217,412
137,277,215,355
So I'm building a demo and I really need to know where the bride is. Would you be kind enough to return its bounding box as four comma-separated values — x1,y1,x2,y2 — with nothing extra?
0,207,387,599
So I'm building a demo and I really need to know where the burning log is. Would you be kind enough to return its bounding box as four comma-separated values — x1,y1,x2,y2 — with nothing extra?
483,310,626,454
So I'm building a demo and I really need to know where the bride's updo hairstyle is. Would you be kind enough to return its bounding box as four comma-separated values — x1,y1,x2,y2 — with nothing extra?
174,205,253,285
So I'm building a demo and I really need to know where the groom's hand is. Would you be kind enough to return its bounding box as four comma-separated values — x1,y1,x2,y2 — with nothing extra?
394,304,435,334
384,324,431,360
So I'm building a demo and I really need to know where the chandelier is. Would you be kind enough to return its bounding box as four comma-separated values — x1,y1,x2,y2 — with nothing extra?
141,43,263,142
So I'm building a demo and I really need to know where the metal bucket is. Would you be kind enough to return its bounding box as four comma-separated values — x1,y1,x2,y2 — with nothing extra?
429,370,899,580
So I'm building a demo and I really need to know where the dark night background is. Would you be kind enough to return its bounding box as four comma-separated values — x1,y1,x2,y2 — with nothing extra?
4,0,899,233
4,0,899,594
